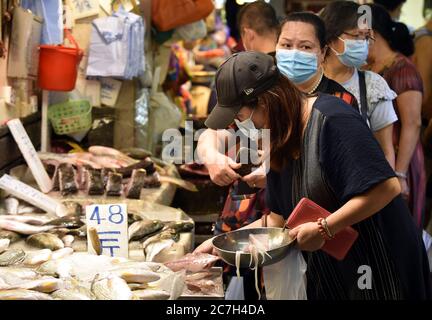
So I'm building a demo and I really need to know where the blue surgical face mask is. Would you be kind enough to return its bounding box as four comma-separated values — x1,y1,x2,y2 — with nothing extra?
234,110,260,141
276,49,318,84
332,37,369,68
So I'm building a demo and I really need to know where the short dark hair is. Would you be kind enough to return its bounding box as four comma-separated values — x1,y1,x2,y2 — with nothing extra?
370,4,414,56
373,0,406,12
237,1,279,36
280,12,327,49
319,1,360,43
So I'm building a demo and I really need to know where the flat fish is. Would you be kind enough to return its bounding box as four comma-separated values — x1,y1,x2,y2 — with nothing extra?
128,220,164,241
23,249,52,266
0,249,26,266
91,274,133,300
0,230,22,243
44,216,84,229
0,239,10,254
58,164,78,196
0,289,53,300
0,220,55,235
106,172,123,196
125,169,146,199
26,233,65,251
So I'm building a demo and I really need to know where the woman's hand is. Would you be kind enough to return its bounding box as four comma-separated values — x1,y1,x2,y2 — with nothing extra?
193,237,218,255
289,222,325,252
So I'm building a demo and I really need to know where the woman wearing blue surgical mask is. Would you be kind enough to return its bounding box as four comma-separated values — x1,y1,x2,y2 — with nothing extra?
320,1,398,169
276,12,358,109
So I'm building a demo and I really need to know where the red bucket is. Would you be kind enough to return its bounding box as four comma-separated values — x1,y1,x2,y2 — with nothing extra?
38,30,83,91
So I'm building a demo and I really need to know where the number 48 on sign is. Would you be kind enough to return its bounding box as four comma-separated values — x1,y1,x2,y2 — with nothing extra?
86,204,128,258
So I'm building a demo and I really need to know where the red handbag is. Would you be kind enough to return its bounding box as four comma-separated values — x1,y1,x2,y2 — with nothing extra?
152,0,214,32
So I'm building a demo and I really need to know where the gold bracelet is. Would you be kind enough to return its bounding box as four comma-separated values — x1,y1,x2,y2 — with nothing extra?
321,218,334,239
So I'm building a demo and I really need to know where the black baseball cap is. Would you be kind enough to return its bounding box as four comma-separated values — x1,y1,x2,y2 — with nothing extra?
205,51,279,130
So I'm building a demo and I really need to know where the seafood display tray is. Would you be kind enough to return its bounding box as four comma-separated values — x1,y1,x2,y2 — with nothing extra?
179,267,225,300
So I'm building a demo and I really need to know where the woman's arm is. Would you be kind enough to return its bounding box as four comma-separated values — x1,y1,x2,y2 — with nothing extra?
394,91,423,197
289,177,401,252
373,124,396,169
325,177,401,235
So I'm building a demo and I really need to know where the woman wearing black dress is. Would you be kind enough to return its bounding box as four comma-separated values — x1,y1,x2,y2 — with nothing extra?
195,51,431,300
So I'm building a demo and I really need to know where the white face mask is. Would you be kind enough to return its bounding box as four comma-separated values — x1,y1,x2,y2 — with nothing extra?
234,110,260,141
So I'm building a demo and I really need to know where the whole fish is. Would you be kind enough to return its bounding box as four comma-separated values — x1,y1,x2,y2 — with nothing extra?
12,277,64,293
0,215,51,226
51,248,74,260
120,147,153,160
91,274,133,300
0,238,10,254
37,259,73,278
128,220,164,241
0,220,55,235
164,221,194,233
88,146,137,166
44,216,84,229
0,249,26,266
164,253,220,272
0,289,53,300
142,229,179,250
23,249,52,266
144,239,175,262
26,233,65,251
0,230,21,244
132,289,170,300
88,227,102,255
110,268,161,284
51,289,93,300
0,267,39,280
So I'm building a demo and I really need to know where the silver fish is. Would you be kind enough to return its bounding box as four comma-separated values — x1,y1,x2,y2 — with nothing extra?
0,249,26,266
26,233,65,251
132,289,170,300
0,215,51,226
37,259,73,278
0,239,10,254
109,268,161,284
23,249,52,266
0,220,55,235
0,289,53,300
10,277,64,293
91,274,133,300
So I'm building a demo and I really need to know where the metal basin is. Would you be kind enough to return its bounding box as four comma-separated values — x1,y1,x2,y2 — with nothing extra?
212,228,296,268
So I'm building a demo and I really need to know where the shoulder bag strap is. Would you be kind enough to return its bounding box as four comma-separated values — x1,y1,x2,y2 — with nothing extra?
358,70,369,123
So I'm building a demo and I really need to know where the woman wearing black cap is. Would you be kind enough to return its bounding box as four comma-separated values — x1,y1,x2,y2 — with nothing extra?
195,51,431,300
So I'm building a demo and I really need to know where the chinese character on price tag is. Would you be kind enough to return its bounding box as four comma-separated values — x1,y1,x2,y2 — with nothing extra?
86,204,128,258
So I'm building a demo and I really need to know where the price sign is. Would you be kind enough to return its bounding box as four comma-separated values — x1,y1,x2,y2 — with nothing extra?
86,204,128,258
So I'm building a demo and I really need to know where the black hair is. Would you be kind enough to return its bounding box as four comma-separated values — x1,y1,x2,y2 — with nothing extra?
370,4,414,57
319,1,360,43
373,0,406,12
237,1,279,36
280,12,327,49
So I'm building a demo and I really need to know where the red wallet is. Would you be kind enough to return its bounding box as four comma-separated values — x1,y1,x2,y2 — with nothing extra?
286,198,359,261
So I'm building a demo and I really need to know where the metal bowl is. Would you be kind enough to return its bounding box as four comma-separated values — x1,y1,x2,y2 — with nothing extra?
212,228,296,268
